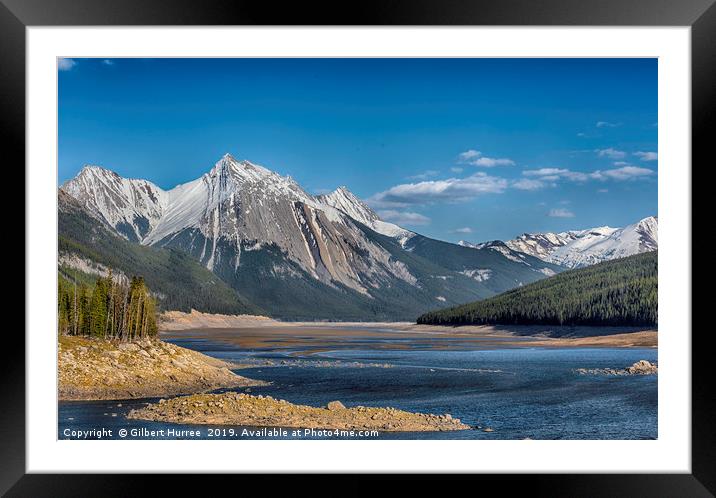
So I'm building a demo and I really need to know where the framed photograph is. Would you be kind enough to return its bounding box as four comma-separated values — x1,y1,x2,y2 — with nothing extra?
7,0,712,491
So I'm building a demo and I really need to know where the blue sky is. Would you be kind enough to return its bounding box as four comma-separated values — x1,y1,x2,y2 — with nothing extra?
58,58,657,242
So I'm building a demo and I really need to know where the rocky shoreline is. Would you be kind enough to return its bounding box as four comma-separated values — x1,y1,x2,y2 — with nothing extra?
575,360,658,376
58,336,265,401
128,392,471,432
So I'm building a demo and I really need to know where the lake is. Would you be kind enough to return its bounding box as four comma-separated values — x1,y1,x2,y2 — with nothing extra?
58,328,657,440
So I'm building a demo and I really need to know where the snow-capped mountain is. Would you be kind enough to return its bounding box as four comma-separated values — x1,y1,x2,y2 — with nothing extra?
63,154,419,296
60,153,568,319
61,165,167,242
501,231,578,261
545,217,657,268
498,216,658,268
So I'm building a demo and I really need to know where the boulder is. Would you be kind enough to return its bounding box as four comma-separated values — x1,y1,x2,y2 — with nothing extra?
326,400,346,411
627,360,657,375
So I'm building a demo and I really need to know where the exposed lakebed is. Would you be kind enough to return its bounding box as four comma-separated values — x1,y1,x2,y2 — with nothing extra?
59,326,657,440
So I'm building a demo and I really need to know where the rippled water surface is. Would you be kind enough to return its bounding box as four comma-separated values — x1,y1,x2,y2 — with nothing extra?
59,332,657,440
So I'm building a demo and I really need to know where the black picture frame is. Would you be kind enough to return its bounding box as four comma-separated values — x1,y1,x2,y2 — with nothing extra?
4,0,711,492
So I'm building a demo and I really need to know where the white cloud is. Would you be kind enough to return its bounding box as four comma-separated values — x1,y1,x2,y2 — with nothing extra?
512,178,547,191
472,157,515,167
458,149,481,161
591,166,655,181
369,173,508,207
377,210,431,226
597,189,609,193
548,208,575,218
596,121,621,128
522,168,590,182
523,168,569,177
369,153,655,211
453,227,473,234
596,148,626,160
634,151,658,161
450,167,464,173
523,165,654,183
407,170,439,180
58,58,76,71
458,149,514,167
102,59,115,65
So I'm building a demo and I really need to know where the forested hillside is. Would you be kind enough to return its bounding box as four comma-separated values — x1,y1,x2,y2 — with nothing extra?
417,252,657,328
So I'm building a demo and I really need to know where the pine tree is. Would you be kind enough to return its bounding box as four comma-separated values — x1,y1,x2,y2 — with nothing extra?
58,271,158,341
89,277,108,337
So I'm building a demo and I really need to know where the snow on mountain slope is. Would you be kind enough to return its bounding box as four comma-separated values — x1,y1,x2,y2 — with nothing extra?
494,217,658,268
61,165,167,242
317,186,415,245
546,217,657,268
504,232,574,260
145,154,320,246
458,239,554,268
64,154,421,297
61,153,579,318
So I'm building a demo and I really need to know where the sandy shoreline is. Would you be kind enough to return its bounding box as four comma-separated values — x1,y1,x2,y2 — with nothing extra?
160,310,657,348
514,331,657,348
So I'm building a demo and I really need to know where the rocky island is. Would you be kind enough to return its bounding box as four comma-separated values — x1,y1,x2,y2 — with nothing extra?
575,360,658,376
128,392,471,432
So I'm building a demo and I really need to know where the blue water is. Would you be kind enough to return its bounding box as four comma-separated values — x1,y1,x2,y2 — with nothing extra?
58,338,657,440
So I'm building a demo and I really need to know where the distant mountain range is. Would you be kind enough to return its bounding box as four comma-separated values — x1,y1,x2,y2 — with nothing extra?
59,154,562,320
459,216,657,269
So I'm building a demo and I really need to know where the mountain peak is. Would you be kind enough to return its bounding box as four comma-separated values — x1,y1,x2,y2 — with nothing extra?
211,153,238,173
632,216,658,246
316,186,414,241
77,164,120,179
329,185,361,201
61,164,167,243
209,153,267,181
317,186,378,223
